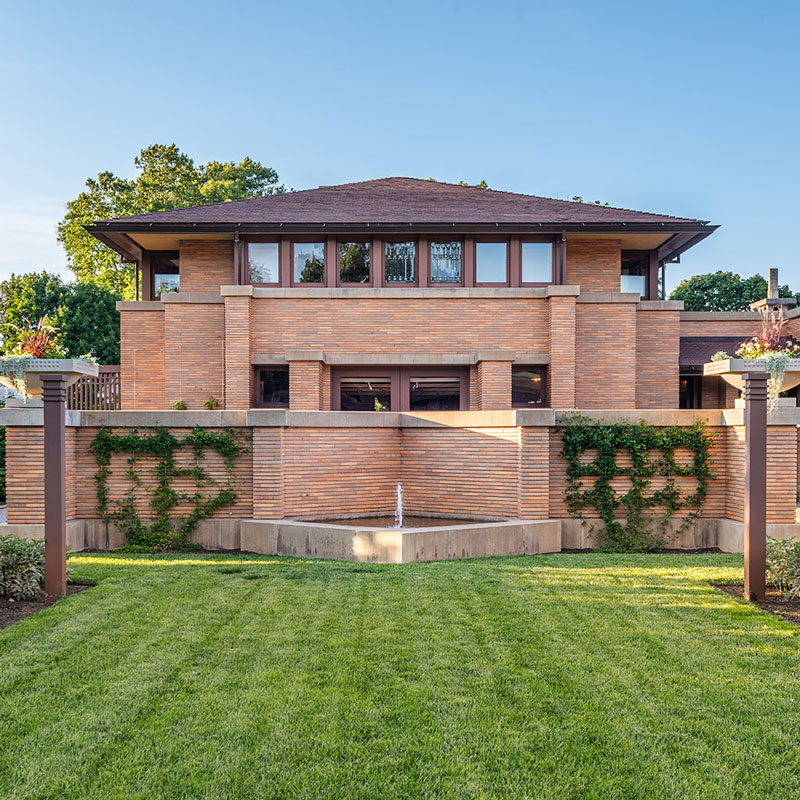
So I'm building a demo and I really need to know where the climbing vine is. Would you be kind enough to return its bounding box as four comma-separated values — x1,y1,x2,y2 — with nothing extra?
91,426,249,551
559,414,715,552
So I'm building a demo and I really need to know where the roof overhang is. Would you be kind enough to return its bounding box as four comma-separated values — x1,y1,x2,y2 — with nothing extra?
86,221,718,258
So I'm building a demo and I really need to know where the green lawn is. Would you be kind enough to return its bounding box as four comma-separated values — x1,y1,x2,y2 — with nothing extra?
1,553,799,799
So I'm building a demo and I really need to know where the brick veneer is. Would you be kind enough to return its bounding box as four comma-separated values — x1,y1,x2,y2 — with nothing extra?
120,309,165,409
6,428,44,524
289,361,323,410
565,239,622,293
547,294,576,408
179,239,234,292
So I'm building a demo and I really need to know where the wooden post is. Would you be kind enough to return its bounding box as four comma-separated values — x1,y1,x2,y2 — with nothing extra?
42,374,67,602
743,372,768,602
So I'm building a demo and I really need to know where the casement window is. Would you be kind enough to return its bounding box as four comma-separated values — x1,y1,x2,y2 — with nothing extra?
384,241,416,284
338,241,370,284
154,273,180,294
511,365,546,408
248,242,280,284
520,242,554,284
430,241,462,284
475,241,508,284
254,366,290,408
333,367,469,411
293,242,325,284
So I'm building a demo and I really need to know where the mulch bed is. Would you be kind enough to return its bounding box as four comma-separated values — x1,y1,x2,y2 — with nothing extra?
715,583,800,627
0,585,91,631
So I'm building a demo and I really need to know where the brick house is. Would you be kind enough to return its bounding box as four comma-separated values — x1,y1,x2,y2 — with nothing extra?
3,178,799,560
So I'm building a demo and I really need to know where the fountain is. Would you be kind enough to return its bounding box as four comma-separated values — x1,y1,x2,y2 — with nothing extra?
393,483,404,529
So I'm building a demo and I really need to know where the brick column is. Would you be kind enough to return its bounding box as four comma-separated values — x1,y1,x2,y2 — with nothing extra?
476,351,513,410
224,294,252,408
547,289,578,408
6,426,44,524
287,351,324,410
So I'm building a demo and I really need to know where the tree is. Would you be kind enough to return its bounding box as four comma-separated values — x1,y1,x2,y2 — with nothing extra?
0,272,121,363
669,271,797,312
58,144,285,298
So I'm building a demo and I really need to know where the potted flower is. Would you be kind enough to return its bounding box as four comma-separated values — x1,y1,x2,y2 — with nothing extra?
703,306,800,403
0,316,99,398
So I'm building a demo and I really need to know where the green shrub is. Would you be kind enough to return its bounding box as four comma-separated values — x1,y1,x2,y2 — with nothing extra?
0,535,45,601
766,537,800,600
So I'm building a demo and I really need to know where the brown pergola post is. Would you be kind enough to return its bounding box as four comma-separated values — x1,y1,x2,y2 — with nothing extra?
743,372,768,602
42,374,67,602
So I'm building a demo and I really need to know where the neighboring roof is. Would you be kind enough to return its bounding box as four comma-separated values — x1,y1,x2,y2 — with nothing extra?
93,177,711,228
680,337,749,367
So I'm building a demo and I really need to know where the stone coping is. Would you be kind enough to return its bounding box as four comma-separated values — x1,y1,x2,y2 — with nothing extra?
680,311,762,321
220,285,581,299
636,300,683,311
3,406,798,428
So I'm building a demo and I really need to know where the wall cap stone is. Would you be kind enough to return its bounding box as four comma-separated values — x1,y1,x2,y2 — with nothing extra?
116,301,163,312
222,286,556,299
637,300,683,311
680,311,761,321
161,292,224,304
577,292,641,304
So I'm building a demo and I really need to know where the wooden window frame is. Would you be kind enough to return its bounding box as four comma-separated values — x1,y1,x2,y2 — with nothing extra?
382,238,419,287
429,238,465,287
336,237,373,287
519,237,557,287
474,237,510,287
290,237,328,287
244,237,281,286
331,365,469,411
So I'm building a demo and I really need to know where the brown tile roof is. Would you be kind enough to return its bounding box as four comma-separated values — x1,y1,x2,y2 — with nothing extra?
97,177,709,227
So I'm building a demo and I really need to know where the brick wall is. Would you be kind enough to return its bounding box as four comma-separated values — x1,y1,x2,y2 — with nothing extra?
224,295,252,409
6,427,44,524
250,298,549,353
163,303,225,409
547,295,576,408
565,239,622,293
477,361,511,409
636,309,680,408
289,361,323,410
679,318,761,337
179,239,234,292
575,302,637,408
120,309,165,409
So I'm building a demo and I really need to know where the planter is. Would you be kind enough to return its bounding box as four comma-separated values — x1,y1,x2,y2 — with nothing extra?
703,358,800,393
0,358,99,398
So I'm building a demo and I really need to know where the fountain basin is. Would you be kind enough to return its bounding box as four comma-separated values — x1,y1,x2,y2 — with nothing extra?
240,517,561,563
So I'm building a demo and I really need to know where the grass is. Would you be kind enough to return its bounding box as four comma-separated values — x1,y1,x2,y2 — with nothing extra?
1,552,799,799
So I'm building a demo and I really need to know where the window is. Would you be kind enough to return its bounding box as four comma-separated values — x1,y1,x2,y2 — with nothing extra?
521,242,553,283
339,242,370,284
620,251,648,297
512,365,546,408
293,242,325,283
248,243,279,284
332,367,468,410
256,367,290,407
154,273,180,294
385,242,416,283
475,242,507,283
430,241,462,283
409,376,461,411
340,376,393,411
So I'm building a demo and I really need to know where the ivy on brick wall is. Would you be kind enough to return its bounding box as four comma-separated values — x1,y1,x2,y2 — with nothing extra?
559,414,715,552
91,426,249,551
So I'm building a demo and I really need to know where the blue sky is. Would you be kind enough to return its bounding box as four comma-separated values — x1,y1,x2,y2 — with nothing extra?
0,0,798,292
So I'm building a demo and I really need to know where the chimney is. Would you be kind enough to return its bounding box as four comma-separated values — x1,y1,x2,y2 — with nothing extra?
750,267,795,312
768,268,779,300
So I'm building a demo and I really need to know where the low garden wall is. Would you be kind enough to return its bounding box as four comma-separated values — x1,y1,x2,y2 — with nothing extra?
1,407,798,559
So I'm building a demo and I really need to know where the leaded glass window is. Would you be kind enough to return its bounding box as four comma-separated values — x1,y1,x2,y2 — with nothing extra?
430,241,462,283
385,242,416,283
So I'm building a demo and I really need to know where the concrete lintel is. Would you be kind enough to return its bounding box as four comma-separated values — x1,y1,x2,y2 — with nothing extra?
577,292,641,304
323,352,477,365
285,350,325,362
514,353,550,364
513,409,558,426
637,300,684,311
476,350,515,362
76,410,248,428
116,301,163,312
251,353,289,365
161,292,224,304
